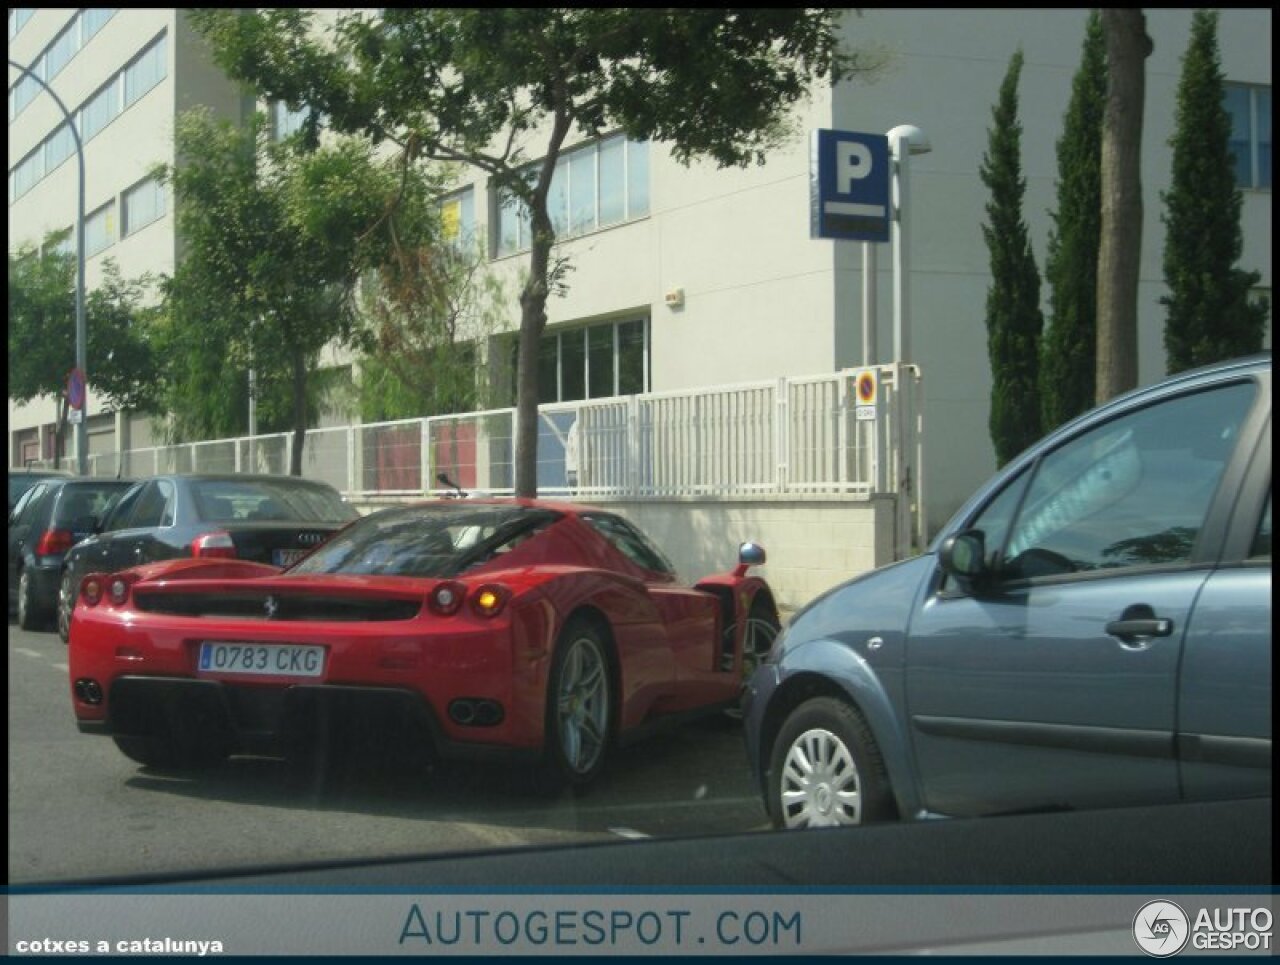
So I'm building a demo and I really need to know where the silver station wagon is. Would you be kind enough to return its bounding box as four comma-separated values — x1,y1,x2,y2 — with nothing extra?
745,354,1271,828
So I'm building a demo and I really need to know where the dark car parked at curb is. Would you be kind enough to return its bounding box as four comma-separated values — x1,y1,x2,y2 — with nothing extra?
9,477,134,631
745,354,1271,828
57,473,360,642
8,468,73,514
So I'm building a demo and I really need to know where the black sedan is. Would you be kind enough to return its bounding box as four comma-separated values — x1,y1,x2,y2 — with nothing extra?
57,474,360,641
9,476,135,630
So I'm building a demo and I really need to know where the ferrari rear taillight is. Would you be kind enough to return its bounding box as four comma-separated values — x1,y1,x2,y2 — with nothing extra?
469,583,511,619
35,528,74,556
108,574,137,605
428,580,467,617
191,531,237,559
80,575,104,606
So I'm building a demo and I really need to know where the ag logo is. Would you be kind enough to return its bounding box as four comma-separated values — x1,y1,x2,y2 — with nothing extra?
1133,900,1190,957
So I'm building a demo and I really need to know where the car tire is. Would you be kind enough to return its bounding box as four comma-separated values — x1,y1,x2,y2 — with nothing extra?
766,696,895,829
538,617,614,792
57,569,74,643
17,567,45,631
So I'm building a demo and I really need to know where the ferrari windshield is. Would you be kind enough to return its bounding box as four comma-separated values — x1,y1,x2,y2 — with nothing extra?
286,503,562,577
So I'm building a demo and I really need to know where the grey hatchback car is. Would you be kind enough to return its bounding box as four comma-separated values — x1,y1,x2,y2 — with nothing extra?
745,354,1271,828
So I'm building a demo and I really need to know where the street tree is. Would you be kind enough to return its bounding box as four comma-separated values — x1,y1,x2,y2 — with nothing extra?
1096,8,1152,403
1161,9,1268,372
9,245,163,467
159,108,441,474
979,50,1044,467
356,232,508,424
189,8,858,497
1041,11,1106,433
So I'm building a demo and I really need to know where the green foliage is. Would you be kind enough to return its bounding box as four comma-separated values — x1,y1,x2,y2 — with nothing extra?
1161,10,1268,373
980,50,1044,468
1041,12,1105,433
355,235,508,423
189,7,857,495
157,108,444,461
8,244,164,412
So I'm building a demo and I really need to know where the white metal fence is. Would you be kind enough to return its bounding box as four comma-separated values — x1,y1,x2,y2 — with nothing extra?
41,364,922,513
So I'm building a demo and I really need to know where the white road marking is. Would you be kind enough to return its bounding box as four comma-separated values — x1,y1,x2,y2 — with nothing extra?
52,662,69,672
609,827,651,840
14,647,43,659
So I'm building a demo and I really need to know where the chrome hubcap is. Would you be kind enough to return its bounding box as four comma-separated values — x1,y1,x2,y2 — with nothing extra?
556,637,608,774
779,727,862,828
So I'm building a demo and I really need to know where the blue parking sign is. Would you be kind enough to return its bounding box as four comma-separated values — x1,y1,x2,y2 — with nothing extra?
810,130,891,242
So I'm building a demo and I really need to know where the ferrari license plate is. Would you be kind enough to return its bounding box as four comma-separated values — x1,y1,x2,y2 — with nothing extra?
198,641,326,678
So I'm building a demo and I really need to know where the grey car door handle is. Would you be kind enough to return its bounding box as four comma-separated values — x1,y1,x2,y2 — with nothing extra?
1106,617,1172,637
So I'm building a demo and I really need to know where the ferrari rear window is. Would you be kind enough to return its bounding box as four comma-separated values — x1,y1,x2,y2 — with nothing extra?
286,504,562,577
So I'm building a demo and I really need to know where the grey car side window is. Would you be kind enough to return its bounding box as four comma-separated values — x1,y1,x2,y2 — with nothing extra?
998,382,1255,579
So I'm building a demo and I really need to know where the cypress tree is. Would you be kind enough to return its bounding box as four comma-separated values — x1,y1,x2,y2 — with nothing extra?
980,50,1044,467
1041,12,1105,432
1161,10,1268,372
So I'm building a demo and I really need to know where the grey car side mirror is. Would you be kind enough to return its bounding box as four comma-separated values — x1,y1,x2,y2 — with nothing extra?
939,530,989,594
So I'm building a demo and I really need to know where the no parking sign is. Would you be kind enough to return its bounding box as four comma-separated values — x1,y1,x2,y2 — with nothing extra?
851,369,877,421
67,367,86,410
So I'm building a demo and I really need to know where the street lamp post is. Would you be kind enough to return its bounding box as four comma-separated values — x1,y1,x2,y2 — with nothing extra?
885,124,931,559
9,58,88,476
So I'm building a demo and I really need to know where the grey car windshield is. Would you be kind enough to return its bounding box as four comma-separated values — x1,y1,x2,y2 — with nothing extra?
286,505,562,577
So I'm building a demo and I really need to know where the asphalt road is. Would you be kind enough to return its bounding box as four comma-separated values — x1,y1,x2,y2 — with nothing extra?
8,620,769,885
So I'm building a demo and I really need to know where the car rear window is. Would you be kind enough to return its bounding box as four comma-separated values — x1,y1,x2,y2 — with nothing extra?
52,482,133,526
192,479,359,524
288,504,561,577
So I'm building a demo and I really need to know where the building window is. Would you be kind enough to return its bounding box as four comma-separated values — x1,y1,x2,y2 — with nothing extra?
43,227,74,258
529,317,649,404
123,33,166,108
85,201,116,256
270,99,309,141
43,21,79,81
43,122,76,174
440,187,476,248
81,9,115,43
10,73,41,120
495,135,650,257
1226,83,1271,190
80,78,120,141
10,149,45,202
122,176,166,236
8,7,35,40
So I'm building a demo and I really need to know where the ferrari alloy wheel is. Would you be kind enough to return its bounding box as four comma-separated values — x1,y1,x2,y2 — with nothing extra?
57,570,74,642
544,620,613,787
17,568,42,631
767,697,894,829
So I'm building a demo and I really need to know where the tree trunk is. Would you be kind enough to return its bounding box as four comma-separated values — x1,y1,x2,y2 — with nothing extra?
513,109,572,499
290,347,307,476
1096,8,1151,404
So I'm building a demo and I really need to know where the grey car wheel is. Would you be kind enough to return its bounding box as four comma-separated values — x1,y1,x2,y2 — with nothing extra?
57,569,74,642
767,696,894,829
543,620,613,787
17,567,42,631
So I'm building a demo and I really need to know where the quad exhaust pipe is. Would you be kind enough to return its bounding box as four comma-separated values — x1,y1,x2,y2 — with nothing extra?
448,698,504,727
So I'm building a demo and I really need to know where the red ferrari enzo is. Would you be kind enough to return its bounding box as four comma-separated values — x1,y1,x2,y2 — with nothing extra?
68,499,779,788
